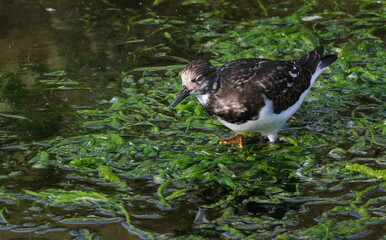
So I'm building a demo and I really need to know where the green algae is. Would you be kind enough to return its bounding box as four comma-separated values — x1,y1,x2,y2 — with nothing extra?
0,207,8,224
23,189,109,205
119,203,156,240
344,163,386,180
98,165,128,188
0,0,385,239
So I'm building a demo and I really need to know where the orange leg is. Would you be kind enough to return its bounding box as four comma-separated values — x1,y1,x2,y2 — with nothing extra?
219,134,243,148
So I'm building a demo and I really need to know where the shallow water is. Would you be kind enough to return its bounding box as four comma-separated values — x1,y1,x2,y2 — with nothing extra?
0,0,385,239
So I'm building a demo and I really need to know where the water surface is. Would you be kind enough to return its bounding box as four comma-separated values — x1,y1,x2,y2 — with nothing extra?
0,0,384,239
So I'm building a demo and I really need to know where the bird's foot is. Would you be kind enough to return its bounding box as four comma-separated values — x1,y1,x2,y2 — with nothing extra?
219,134,243,148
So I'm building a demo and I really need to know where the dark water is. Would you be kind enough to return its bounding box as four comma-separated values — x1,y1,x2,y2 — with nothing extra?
0,0,385,239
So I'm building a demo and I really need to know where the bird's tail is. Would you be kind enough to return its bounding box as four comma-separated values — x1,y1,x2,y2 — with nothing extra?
296,46,338,73
320,52,338,68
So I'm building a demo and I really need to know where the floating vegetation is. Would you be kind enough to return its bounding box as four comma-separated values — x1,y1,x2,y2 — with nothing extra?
0,0,384,239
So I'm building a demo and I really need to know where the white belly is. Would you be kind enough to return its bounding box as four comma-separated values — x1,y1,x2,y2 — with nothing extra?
218,86,311,141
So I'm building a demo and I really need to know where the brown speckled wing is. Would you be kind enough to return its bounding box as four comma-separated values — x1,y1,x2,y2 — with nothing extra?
205,59,267,124
258,47,323,114
202,48,324,123
256,60,313,114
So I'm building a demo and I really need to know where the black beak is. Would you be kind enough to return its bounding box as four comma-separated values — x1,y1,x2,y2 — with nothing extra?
171,85,191,108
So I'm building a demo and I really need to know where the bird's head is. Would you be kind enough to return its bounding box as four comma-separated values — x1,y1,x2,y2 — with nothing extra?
171,60,216,108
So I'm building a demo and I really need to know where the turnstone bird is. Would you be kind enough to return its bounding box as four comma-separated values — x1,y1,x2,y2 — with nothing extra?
171,46,338,147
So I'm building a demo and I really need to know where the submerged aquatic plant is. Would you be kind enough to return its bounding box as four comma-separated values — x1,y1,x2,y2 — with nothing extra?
0,0,384,239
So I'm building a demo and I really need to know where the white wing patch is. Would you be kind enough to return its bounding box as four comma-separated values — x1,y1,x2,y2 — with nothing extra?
289,71,298,78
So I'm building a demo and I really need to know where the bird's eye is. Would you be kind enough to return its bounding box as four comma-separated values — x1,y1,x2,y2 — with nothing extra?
195,75,204,82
